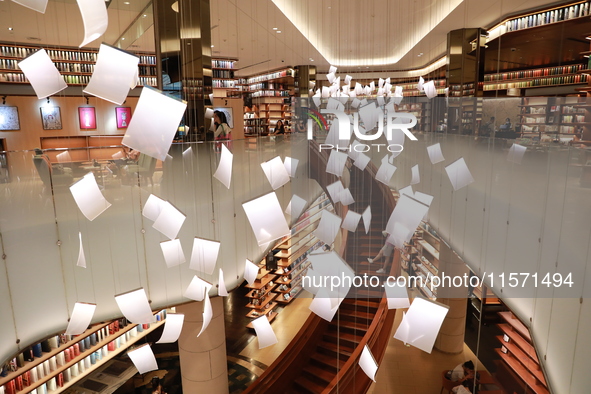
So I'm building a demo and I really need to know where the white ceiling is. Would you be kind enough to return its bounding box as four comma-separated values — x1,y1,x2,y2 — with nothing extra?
0,0,568,77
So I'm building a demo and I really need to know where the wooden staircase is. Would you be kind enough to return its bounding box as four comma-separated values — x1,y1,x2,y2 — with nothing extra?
243,142,398,394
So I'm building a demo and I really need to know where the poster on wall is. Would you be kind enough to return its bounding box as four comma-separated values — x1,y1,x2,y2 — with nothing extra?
40,106,62,130
0,106,20,130
116,107,132,128
78,107,96,129
214,107,234,128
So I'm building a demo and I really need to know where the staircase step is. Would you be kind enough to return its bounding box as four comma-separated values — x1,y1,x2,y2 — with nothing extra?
338,307,375,322
341,298,380,309
310,351,346,372
317,340,354,360
324,329,363,348
293,375,327,394
303,363,337,384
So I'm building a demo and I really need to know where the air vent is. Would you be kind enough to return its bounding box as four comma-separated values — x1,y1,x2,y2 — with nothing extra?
26,37,41,41
213,51,221,54
129,45,140,48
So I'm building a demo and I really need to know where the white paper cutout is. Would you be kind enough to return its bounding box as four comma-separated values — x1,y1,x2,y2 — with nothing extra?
261,156,290,190
160,239,186,268
152,201,186,240
286,195,307,221
423,81,437,98
128,344,158,374
197,292,212,337
410,164,420,185
156,313,185,344
353,152,371,171
18,49,67,99
427,143,445,164
507,143,527,164
314,210,343,245
65,302,96,335
359,345,378,382
213,143,233,189
384,282,411,309
375,162,397,185
218,268,228,296
83,44,138,105
339,188,355,206
326,180,345,204
142,194,165,221
189,237,220,275
445,158,474,191
393,298,449,353
184,276,212,302
284,156,299,178
252,315,278,349
342,210,362,232
244,259,259,285
243,192,290,246
326,149,349,177
114,288,155,324
70,172,112,221
362,205,372,234
122,87,187,161
77,232,86,268
77,0,108,47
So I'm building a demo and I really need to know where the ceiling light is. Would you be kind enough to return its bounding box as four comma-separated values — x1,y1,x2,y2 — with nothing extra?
143,14,147,17
211,45,214,47
123,1,130,4
276,31,281,33
272,27,278,30
121,37,125,40
8,27,13,31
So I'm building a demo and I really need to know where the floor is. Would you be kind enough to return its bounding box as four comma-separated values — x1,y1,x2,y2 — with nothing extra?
224,283,493,394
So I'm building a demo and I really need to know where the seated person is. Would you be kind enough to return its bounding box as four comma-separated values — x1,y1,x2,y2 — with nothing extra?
452,381,473,394
450,360,475,384
273,120,285,135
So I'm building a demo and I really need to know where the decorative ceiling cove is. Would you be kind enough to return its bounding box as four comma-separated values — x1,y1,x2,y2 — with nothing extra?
0,0,579,76
271,0,463,66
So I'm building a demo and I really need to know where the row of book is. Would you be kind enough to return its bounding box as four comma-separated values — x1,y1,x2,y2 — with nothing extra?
484,64,585,82
0,73,157,87
246,69,295,84
212,70,234,79
213,80,236,88
251,90,291,97
212,60,235,69
483,74,588,90
562,105,588,114
561,115,586,123
248,82,288,91
0,310,166,394
504,3,591,32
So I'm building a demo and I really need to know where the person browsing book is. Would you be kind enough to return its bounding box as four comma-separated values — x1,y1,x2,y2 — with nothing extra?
214,110,232,140
273,120,285,135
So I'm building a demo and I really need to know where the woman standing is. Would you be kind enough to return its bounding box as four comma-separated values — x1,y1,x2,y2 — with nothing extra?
214,110,232,140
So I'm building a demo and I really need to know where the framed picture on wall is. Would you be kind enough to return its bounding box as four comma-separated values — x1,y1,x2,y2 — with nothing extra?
0,106,20,130
116,107,132,128
40,106,62,130
78,107,96,129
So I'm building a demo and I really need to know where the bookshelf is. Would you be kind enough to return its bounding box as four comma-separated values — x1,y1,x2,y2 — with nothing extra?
518,97,591,141
0,43,157,87
0,311,166,394
396,101,431,132
212,58,239,95
495,311,549,394
483,64,587,92
499,1,591,34
272,194,331,305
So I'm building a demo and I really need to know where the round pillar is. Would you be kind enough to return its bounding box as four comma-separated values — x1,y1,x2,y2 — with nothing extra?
176,297,228,393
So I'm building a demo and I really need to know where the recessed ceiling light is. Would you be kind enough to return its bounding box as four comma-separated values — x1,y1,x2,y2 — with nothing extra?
121,37,125,40
276,31,281,33
272,27,278,30
143,14,147,17
8,27,13,31
123,1,130,4
211,45,214,47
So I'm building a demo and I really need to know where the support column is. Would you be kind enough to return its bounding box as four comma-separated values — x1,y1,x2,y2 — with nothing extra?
176,298,228,393
153,0,212,142
434,241,470,354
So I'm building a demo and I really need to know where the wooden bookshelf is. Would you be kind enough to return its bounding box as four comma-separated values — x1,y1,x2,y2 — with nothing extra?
495,311,548,394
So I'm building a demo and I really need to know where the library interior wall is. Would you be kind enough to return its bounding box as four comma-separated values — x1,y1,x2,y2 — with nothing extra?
385,132,591,393
0,96,139,177
0,135,323,366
